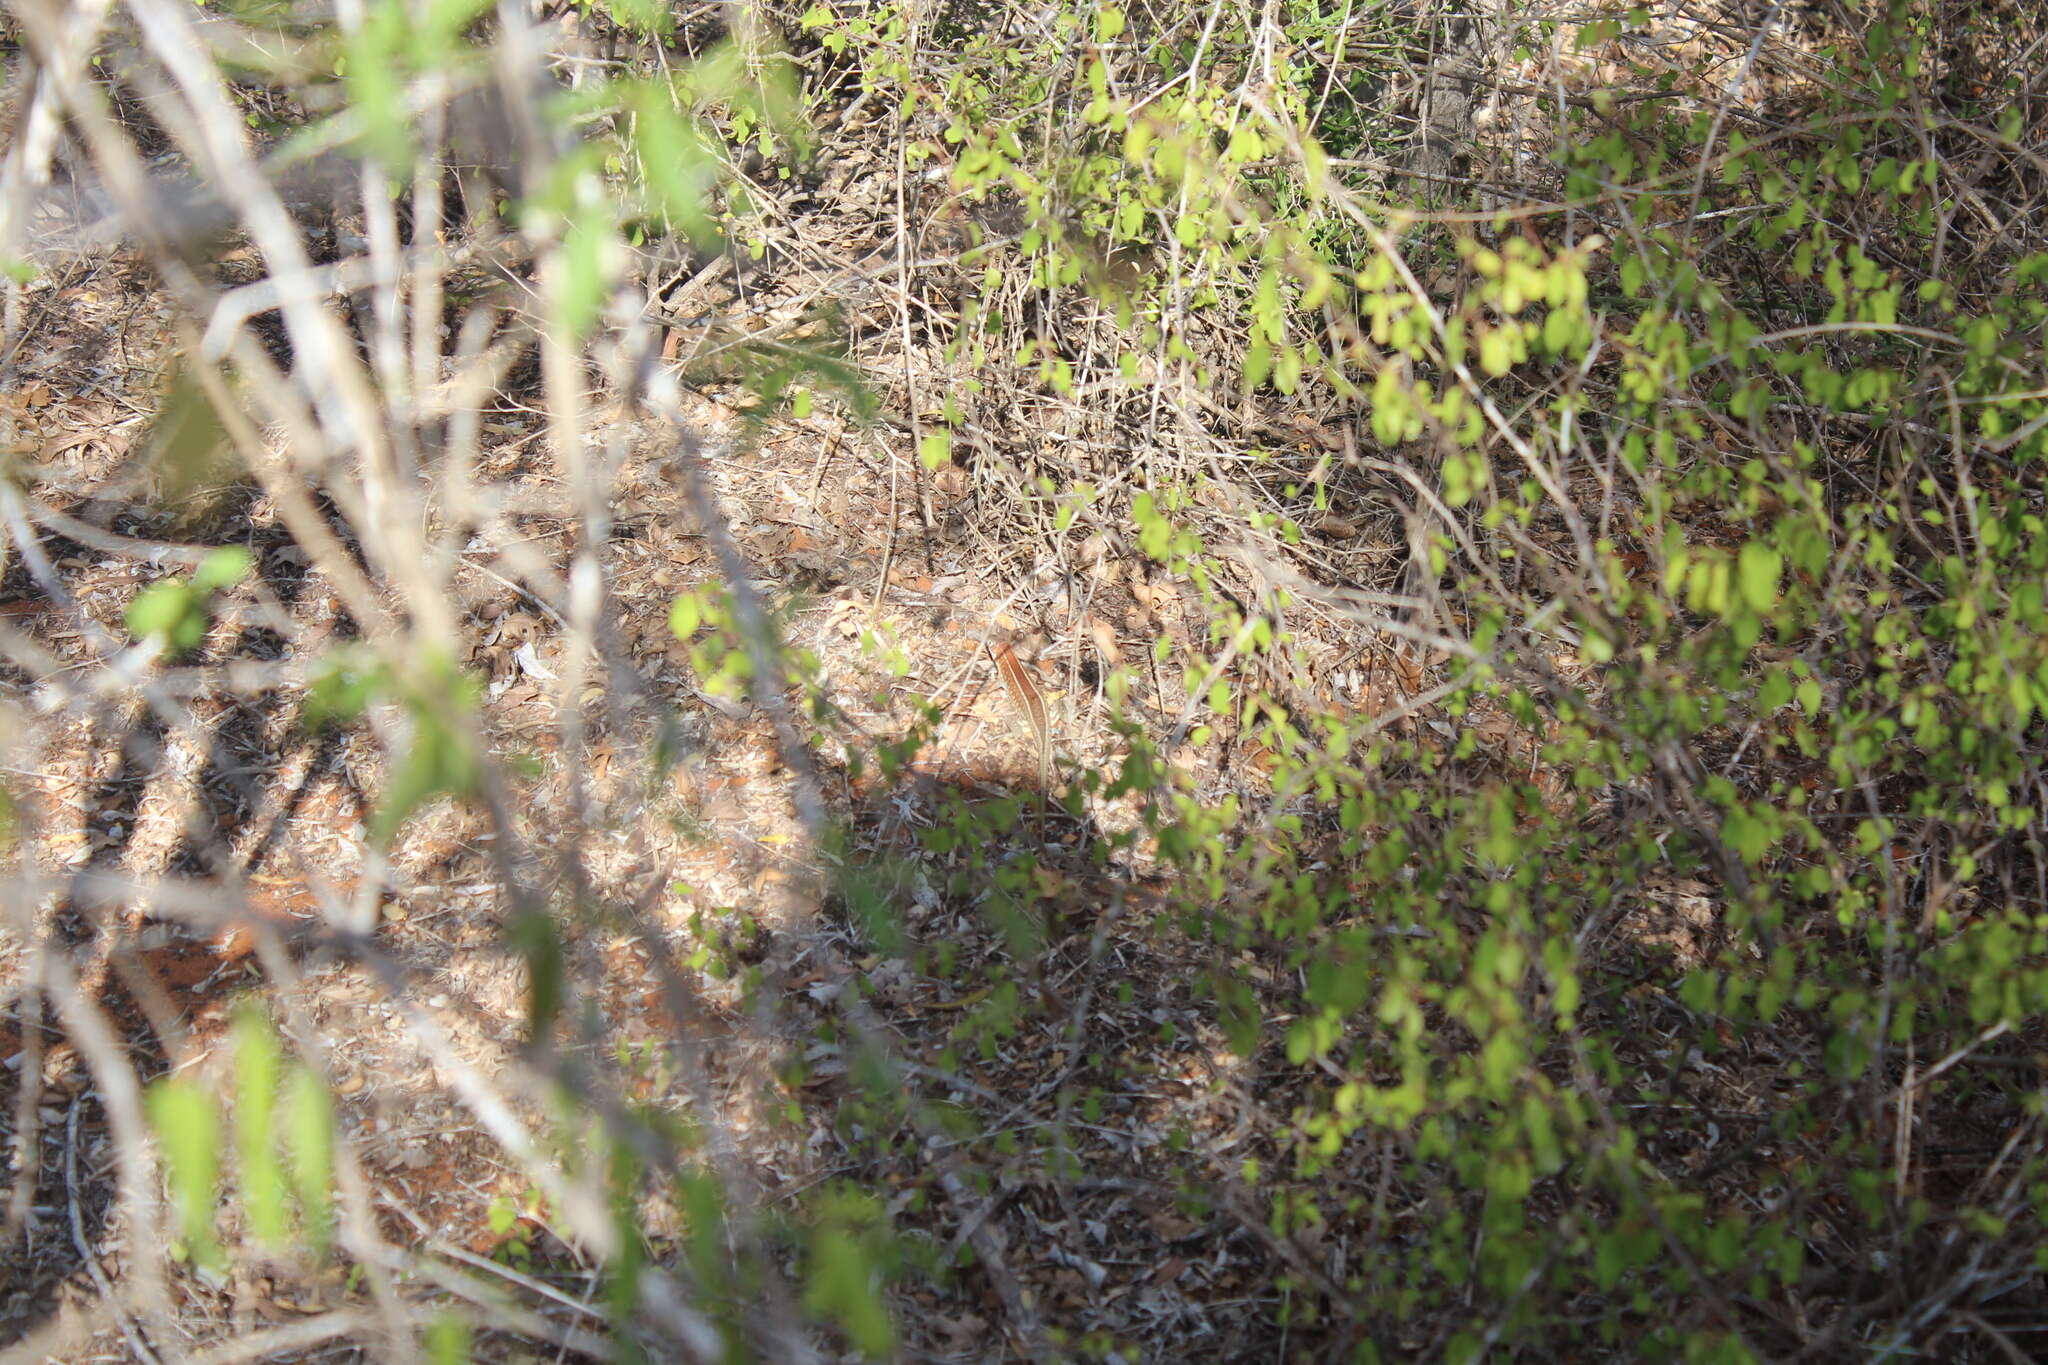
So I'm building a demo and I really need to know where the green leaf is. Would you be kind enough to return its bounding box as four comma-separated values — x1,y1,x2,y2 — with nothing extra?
126,580,207,656
148,1078,223,1268
1213,974,1261,1056
509,908,567,1043
418,0,490,55
193,546,254,593
842,872,904,957
670,593,704,639
127,545,252,658
283,1066,335,1255
605,0,672,36
551,203,617,346
424,1312,473,1365
233,1006,289,1249
1723,805,1774,864
152,365,235,502
805,1225,894,1355
368,660,483,845
305,648,385,731
344,2,414,169
631,85,721,248
1738,542,1783,611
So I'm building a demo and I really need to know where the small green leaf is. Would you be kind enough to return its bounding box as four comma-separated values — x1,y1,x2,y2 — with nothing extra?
670,593,704,639
605,0,672,36
631,86,721,249
338,0,442,177
369,660,483,845
1738,542,1783,611
148,1078,223,1268
192,546,254,593
509,909,567,1043
233,1006,288,1249
552,204,617,346
425,1312,473,1365
283,1066,335,1255
1723,805,1773,864
128,549,250,658
126,580,207,657
804,1226,895,1355
305,649,385,731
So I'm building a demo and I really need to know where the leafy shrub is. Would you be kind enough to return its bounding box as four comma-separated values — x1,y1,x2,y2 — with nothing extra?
788,0,2048,1355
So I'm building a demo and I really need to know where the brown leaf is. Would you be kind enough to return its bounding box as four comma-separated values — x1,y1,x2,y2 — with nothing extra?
1088,616,1123,667
1313,514,1360,539
1148,1208,1204,1242
39,428,97,459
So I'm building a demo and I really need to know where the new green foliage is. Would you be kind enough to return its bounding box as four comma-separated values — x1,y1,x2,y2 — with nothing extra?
796,0,2048,1353
146,1006,335,1271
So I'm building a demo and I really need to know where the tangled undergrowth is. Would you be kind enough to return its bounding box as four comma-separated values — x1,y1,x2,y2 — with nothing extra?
2,0,2046,1360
